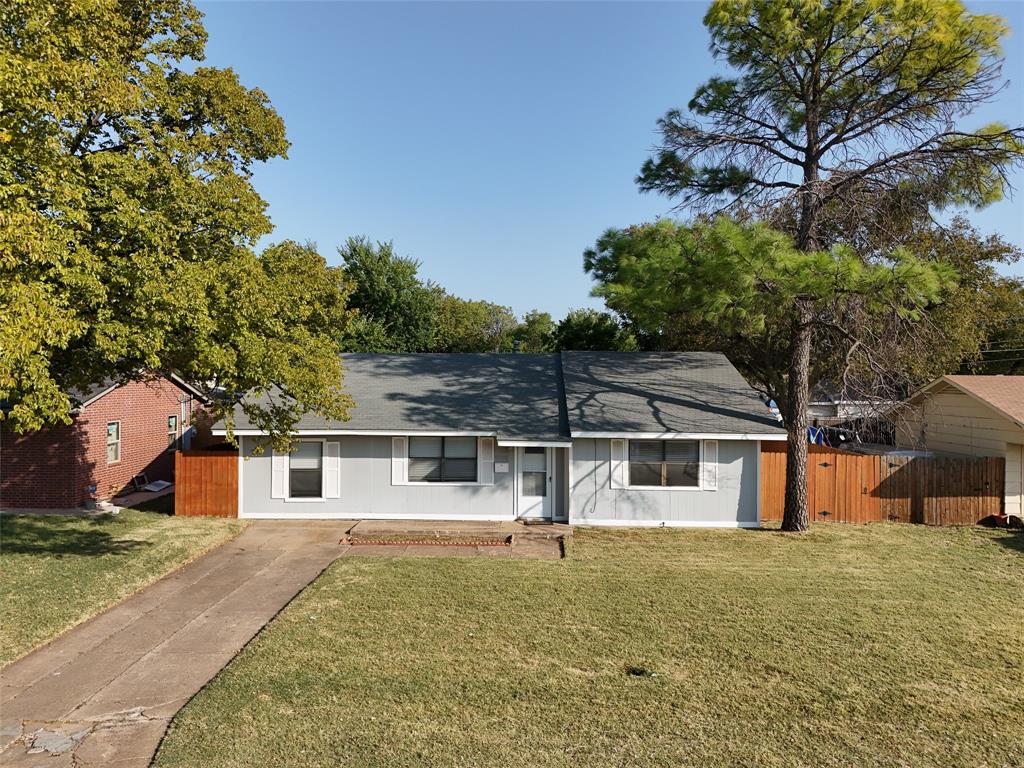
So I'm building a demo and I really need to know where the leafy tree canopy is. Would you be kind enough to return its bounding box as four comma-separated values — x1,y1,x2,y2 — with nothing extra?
553,309,639,352
337,237,437,353
430,292,518,353
1,0,351,438
587,220,953,357
511,310,556,353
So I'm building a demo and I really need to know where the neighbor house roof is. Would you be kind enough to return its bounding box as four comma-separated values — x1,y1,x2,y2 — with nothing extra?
218,351,783,442
67,374,208,410
910,375,1024,429
561,351,782,436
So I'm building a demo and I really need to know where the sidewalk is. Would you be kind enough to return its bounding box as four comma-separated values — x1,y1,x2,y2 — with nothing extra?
0,521,349,767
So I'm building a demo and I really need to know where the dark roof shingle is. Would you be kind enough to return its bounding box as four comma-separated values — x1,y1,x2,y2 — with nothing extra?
231,353,569,441
224,351,781,439
561,351,781,435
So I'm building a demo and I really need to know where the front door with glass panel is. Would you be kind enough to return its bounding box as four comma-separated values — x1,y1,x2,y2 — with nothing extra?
518,447,551,519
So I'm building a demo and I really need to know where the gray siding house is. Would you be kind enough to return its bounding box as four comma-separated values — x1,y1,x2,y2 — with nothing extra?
216,352,785,527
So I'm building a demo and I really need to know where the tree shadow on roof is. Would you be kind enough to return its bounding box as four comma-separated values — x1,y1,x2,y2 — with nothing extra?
561,352,779,433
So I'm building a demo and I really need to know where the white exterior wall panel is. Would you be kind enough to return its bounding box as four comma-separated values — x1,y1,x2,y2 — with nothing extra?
568,438,759,527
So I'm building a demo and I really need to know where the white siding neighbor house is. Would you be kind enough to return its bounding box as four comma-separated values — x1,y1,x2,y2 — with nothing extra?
895,375,1024,520
215,352,786,527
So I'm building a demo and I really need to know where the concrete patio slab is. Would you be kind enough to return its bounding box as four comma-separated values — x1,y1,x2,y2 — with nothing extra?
0,521,349,767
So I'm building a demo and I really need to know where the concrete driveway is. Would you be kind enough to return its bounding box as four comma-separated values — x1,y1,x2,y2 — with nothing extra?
0,521,349,767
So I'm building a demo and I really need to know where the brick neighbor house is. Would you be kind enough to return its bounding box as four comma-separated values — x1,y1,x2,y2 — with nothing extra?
1,375,208,510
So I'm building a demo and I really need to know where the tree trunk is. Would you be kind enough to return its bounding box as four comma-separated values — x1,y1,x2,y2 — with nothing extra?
782,297,813,532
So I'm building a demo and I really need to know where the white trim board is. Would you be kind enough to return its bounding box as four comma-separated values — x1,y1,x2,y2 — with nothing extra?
216,430,786,441
572,431,786,441
497,440,572,448
568,518,759,528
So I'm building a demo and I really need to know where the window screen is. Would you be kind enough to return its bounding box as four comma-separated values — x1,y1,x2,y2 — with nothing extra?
408,437,478,482
289,441,323,498
628,440,699,487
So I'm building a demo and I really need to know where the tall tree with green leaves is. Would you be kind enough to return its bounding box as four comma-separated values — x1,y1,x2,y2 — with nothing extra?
631,0,1024,531
1,0,352,439
587,219,954,530
338,237,438,353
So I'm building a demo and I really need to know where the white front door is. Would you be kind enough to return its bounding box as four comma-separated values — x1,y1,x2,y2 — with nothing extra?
518,447,551,519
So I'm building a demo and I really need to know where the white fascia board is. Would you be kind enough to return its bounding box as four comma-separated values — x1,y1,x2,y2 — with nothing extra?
570,431,787,441
496,440,573,447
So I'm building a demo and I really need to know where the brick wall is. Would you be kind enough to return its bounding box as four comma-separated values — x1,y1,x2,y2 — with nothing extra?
0,423,80,508
1,377,206,509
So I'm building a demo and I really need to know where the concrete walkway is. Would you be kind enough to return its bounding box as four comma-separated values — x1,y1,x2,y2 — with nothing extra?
0,521,349,767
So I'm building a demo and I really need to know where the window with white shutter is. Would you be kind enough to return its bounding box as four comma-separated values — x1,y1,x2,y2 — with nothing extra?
391,437,408,485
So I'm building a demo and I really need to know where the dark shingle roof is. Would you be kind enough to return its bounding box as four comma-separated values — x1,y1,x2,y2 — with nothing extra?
230,353,569,442
223,351,781,439
66,379,120,408
560,351,782,435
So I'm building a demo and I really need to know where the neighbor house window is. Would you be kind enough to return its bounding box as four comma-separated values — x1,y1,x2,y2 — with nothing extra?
106,422,121,465
167,415,178,451
289,441,323,498
628,440,699,487
408,436,477,482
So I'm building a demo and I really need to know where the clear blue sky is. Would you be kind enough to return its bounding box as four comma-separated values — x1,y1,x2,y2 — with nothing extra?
198,1,1024,319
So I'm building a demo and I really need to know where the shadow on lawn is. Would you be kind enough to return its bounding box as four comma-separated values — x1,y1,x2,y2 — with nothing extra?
994,528,1024,555
0,515,148,557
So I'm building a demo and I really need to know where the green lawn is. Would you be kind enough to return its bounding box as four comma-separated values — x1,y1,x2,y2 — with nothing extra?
155,523,1024,768
0,509,244,666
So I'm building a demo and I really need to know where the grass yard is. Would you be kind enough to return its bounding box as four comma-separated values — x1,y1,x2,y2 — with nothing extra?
0,509,244,666
155,524,1024,768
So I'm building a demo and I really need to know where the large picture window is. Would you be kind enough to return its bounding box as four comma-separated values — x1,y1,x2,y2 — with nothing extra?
628,440,699,487
289,441,323,498
408,436,477,482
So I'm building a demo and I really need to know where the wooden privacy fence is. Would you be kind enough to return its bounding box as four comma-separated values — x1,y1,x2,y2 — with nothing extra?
761,444,1004,526
174,449,238,517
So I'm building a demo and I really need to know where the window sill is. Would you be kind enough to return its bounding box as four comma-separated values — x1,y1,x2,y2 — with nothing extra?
625,484,703,492
284,496,326,503
404,481,487,487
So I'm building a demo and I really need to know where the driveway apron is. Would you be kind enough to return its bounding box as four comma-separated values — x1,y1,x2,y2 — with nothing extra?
0,521,350,767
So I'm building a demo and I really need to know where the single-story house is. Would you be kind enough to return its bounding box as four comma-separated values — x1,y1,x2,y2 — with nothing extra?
218,352,785,526
1,375,207,509
895,374,1024,520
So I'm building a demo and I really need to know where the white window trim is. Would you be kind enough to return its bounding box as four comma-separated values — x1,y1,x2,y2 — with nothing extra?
284,438,328,503
625,438,704,491
106,421,122,465
166,415,178,453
